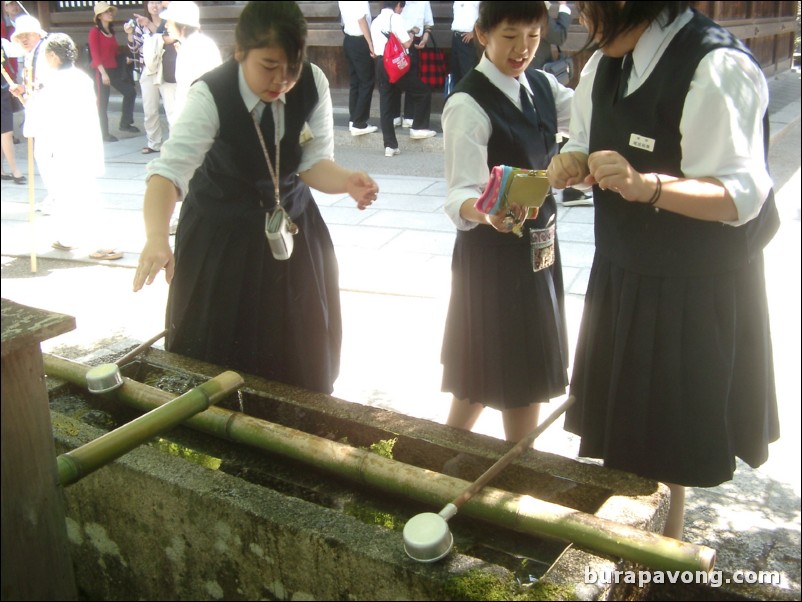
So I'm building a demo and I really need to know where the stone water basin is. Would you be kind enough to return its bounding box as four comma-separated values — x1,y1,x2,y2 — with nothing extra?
48,348,671,601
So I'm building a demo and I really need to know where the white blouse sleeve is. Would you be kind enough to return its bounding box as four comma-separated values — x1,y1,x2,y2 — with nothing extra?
146,81,219,199
297,63,335,173
443,91,492,230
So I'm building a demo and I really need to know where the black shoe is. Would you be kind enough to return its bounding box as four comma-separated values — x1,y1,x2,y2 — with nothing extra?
103,134,119,143
119,124,140,133
561,187,593,207
13,175,26,185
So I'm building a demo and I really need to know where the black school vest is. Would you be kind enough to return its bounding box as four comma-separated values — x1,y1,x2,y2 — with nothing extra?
589,10,779,276
454,68,558,241
186,59,318,220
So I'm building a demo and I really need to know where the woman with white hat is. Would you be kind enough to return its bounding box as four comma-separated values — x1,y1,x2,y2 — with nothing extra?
89,0,139,142
159,0,220,118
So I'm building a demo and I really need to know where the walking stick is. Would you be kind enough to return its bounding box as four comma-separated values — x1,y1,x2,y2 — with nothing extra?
27,136,36,273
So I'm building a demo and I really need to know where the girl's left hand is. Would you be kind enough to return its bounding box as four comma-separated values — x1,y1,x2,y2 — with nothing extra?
346,171,379,210
586,150,651,202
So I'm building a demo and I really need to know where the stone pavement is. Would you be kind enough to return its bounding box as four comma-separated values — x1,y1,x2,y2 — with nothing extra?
1,69,800,598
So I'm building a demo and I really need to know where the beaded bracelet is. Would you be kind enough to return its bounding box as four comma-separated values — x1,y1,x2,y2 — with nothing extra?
646,174,662,206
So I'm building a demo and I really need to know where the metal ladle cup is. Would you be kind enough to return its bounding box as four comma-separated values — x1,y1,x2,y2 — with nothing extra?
403,395,576,562
84,329,167,394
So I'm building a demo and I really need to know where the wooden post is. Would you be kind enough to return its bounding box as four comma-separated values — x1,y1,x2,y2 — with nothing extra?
1,299,77,600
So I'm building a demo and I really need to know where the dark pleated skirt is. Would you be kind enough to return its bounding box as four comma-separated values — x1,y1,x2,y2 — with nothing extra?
565,252,779,487
441,205,569,410
165,197,341,394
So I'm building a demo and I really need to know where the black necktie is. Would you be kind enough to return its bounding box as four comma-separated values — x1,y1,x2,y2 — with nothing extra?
616,53,633,102
260,102,275,143
519,84,537,126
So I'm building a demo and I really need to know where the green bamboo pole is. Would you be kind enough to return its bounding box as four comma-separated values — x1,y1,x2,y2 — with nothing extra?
44,354,715,573
55,365,243,486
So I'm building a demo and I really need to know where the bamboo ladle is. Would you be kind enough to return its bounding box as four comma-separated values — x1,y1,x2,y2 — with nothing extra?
403,395,576,562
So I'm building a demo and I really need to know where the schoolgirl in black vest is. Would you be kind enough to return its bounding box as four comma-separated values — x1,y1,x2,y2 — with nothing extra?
547,2,779,539
133,2,378,400
441,2,573,443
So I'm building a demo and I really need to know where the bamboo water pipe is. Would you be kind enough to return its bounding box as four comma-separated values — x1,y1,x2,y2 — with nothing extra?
55,365,243,486
44,354,715,574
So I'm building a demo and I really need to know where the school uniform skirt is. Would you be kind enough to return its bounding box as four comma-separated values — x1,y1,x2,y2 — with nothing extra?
565,252,780,487
441,199,569,410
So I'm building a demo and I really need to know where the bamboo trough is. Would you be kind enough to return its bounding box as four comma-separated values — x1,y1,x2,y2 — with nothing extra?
57,369,243,486
44,353,716,575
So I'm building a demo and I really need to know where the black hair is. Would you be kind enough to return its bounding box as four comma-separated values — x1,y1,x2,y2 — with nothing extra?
45,32,78,69
142,1,157,22
383,1,405,9
235,1,307,78
575,1,690,51
476,1,548,34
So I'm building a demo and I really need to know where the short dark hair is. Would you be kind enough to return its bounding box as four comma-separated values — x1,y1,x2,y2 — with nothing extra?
476,1,548,34
575,1,690,50
383,1,405,10
236,1,307,78
45,32,78,69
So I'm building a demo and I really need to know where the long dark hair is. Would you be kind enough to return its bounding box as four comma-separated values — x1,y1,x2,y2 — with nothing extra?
575,1,689,51
235,1,307,79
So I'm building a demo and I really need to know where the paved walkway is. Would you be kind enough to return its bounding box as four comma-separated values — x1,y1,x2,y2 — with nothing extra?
1,69,800,597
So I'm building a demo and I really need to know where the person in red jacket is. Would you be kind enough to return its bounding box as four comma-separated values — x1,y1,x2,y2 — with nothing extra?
89,0,138,142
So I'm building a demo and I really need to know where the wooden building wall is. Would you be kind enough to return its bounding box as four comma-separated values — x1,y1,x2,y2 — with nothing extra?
25,1,801,90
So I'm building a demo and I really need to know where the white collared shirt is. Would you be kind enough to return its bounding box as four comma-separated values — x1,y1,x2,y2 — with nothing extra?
562,9,771,226
451,1,480,33
401,1,433,35
338,1,372,37
147,62,334,199
443,53,574,230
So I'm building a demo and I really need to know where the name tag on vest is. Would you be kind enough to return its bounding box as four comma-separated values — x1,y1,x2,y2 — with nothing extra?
629,133,655,152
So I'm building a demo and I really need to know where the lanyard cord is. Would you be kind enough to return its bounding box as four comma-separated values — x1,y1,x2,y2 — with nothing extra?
251,101,282,209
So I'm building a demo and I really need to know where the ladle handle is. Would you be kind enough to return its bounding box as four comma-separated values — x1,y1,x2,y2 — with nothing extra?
450,395,576,510
116,329,168,368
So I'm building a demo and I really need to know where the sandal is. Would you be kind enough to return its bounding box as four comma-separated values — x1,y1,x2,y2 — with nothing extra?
52,241,77,251
141,147,159,154
90,249,123,260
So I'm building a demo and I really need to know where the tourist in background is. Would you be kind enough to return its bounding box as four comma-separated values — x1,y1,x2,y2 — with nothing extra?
449,0,480,86
394,0,433,128
36,33,120,259
160,0,221,117
125,0,166,154
370,0,437,158
338,1,377,136
1,1,24,183
89,0,139,142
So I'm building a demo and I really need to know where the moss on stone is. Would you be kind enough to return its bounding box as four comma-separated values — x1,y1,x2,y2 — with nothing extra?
443,570,518,601
341,500,402,531
150,437,222,470
367,436,397,459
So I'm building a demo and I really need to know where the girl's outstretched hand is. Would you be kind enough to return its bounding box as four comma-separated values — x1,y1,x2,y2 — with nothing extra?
346,171,379,210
